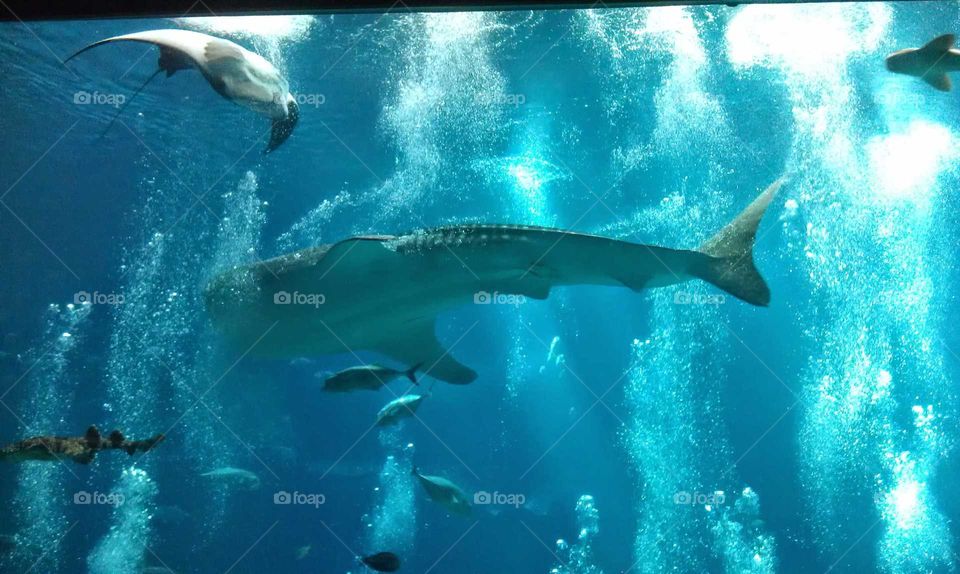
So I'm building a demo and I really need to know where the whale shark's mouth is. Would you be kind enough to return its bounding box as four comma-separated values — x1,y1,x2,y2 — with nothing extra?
267,98,299,153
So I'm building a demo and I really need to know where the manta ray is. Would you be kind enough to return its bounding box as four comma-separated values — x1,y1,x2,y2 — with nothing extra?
204,179,783,384
886,34,960,92
66,29,299,152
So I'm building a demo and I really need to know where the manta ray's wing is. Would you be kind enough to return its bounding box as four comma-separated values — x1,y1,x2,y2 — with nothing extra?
66,29,213,71
373,319,478,385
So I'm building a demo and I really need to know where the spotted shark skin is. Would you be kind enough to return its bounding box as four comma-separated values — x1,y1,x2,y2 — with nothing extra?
204,179,782,384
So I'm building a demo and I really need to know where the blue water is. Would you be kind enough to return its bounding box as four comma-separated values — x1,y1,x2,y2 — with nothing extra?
1,4,960,573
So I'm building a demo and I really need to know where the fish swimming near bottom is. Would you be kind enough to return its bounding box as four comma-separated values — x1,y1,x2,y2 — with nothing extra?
205,179,783,385
362,551,401,572
376,394,427,426
886,34,960,91
200,466,261,491
413,466,472,516
322,363,420,393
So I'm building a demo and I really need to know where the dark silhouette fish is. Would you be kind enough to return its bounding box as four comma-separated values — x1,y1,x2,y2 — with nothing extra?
322,363,420,393
886,34,960,92
412,466,472,516
362,551,400,572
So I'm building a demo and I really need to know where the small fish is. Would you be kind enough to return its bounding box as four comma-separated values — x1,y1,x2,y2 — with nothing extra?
295,545,311,560
322,363,421,393
362,551,401,572
200,466,261,491
412,466,472,516
376,394,426,426
886,34,960,91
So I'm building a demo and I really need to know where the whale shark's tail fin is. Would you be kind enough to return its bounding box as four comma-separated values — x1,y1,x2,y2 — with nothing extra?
693,178,784,307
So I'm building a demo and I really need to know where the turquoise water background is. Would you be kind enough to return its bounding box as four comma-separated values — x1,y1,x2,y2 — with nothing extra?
1,3,960,573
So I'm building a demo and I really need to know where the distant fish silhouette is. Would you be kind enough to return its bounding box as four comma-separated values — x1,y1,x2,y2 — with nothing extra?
200,466,261,491
322,363,421,393
376,393,427,426
886,34,960,92
66,29,299,152
412,466,472,516
295,545,311,560
361,551,401,572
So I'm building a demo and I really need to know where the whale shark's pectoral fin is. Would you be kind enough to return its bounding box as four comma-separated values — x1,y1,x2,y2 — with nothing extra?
374,319,478,385
923,72,952,92
497,275,552,300
520,281,551,300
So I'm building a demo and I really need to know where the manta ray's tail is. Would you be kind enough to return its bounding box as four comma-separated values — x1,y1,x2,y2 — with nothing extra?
693,178,784,307
95,68,163,141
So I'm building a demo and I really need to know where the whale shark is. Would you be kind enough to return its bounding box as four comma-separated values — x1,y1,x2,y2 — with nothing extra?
204,179,782,384
886,34,960,92
66,29,299,151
